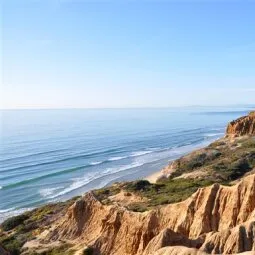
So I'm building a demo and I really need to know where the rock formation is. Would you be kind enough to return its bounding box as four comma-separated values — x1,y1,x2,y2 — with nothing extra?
226,111,255,137
44,174,255,255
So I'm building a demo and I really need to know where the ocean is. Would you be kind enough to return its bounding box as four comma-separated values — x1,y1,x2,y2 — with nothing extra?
0,107,252,222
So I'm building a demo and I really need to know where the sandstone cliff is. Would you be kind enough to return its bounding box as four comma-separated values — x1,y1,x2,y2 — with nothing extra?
226,111,255,137
41,174,255,255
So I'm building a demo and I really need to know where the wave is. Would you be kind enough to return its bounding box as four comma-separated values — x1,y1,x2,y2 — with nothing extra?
90,161,103,166
0,147,124,174
107,150,155,162
48,162,145,199
209,127,224,131
0,150,155,189
0,149,66,164
1,165,90,190
130,150,153,157
39,187,63,197
204,132,224,137
108,156,128,161
0,208,14,213
1,149,160,182
108,150,155,162
0,144,197,190
0,147,162,175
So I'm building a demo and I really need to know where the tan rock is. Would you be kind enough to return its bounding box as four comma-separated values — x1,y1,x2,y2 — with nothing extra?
153,246,208,255
43,174,255,255
226,111,255,137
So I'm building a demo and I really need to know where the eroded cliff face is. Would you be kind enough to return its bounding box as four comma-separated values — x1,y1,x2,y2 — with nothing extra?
43,174,255,255
226,112,255,137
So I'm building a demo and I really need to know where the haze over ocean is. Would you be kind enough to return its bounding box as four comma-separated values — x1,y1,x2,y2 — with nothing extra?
0,107,253,222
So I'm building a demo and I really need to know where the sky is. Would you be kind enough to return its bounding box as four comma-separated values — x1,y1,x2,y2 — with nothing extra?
1,0,255,109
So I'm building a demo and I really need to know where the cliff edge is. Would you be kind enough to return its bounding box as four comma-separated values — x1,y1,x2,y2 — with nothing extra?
28,174,255,255
226,111,255,137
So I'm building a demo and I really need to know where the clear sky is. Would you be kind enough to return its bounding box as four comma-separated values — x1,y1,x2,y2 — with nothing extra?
1,1,255,109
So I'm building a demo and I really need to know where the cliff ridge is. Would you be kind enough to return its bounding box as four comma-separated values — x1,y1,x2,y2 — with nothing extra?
226,111,255,137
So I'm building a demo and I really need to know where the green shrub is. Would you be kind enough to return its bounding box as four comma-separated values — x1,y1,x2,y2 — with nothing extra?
228,158,251,180
123,178,213,209
1,214,29,231
125,180,151,191
210,140,226,147
127,202,148,212
242,139,255,148
93,186,120,202
0,235,24,255
35,244,74,255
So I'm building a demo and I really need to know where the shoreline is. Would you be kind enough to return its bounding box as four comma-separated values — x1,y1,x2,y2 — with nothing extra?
0,136,221,224
145,137,224,183
146,170,164,183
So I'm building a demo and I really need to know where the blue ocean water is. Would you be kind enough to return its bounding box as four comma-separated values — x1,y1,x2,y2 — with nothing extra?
0,107,252,221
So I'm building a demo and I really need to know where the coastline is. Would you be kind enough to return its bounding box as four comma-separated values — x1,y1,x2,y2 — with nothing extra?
145,137,222,183
2,108,249,225
1,110,255,255
0,136,221,224
146,170,164,183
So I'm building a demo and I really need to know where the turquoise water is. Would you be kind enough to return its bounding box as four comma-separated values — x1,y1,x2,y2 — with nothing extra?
0,107,252,221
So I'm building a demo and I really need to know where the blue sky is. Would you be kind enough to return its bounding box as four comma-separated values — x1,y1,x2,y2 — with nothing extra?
1,1,255,109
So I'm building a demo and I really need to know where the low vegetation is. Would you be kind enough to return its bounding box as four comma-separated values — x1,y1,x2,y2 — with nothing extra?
0,197,80,255
125,178,213,207
93,137,255,212
29,244,74,255
93,185,121,202
1,215,29,232
170,137,255,182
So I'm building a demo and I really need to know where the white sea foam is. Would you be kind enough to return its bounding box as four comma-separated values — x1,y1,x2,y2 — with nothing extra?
90,161,102,166
204,133,224,137
0,186,2,190
108,156,128,161
104,162,144,175
49,161,145,199
39,187,63,197
130,150,153,157
0,208,15,213
48,175,96,199
209,128,223,131
106,149,157,163
107,150,156,162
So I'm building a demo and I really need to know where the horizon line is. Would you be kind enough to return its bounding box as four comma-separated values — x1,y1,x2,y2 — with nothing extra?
0,105,254,111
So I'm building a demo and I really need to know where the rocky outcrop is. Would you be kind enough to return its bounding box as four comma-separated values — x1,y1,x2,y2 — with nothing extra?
226,111,255,137
44,174,255,255
153,246,209,255
201,220,255,254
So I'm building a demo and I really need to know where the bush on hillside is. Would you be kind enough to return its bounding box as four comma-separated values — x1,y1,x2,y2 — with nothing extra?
1,214,29,231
